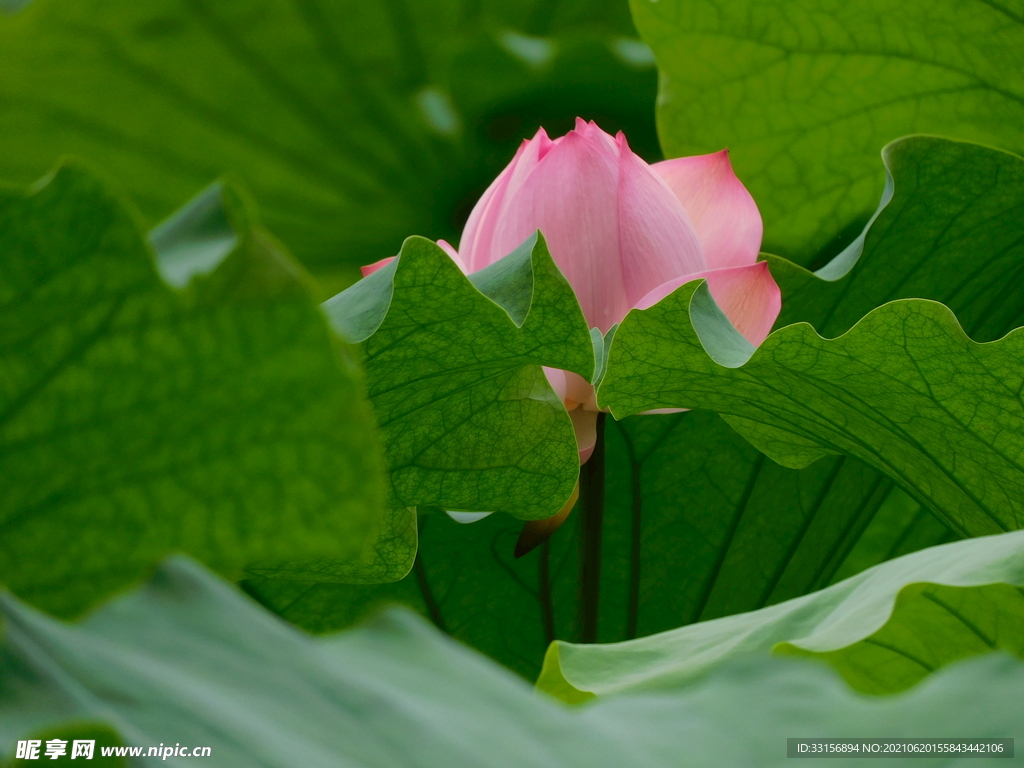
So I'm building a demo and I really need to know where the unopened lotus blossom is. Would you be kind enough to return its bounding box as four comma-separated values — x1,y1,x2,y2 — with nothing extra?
363,118,780,466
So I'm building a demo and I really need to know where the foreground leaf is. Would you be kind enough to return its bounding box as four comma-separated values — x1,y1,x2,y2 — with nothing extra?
0,164,385,615
3,558,1023,767
538,529,1024,701
0,0,656,286
631,0,1024,264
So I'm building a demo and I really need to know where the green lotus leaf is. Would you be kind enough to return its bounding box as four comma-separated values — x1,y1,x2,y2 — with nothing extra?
601,278,1024,538
538,529,1024,701
4,557,1023,766
0,163,385,615
632,0,1024,265
328,231,592,521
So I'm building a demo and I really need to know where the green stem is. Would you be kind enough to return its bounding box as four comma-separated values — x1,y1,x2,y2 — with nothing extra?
413,514,447,632
626,451,642,640
579,412,606,643
413,550,447,633
615,417,644,640
539,539,555,645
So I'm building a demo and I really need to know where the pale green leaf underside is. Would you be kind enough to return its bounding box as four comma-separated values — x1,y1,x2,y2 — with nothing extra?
0,164,385,615
538,529,1024,701
3,558,1024,767
632,0,1024,264
778,580,1024,694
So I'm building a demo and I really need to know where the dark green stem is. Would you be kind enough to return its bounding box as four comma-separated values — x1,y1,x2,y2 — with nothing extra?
579,412,606,643
626,451,642,640
539,539,555,645
413,514,447,632
413,550,447,633
615,419,643,640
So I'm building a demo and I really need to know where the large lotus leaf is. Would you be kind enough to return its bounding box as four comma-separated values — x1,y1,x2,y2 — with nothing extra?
827,485,954,584
631,0,1024,265
601,277,1024,538
626,135,1024,623
0,164,385,616
0,0,657,290
673,133,1024,587
3,558,1023,768
596,135,1024,637
538,529,1024,702
632,133,1024,620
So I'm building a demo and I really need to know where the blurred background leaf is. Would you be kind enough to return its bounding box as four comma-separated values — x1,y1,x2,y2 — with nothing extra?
0,0,658,295
631,0,1024,267
0,0,31,13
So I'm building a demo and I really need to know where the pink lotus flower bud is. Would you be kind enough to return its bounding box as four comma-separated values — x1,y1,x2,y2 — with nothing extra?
363,119,781,465
461,118,780,463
